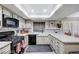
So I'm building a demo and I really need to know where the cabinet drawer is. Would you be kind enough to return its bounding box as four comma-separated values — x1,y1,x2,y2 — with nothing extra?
56,41,64,53
56,40,64,47
50,40,53,46
49,35,64,54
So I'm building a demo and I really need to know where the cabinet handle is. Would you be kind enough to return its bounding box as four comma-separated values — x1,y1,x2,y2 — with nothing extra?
57,45,60,49
51,40,53,43
57,41,60,44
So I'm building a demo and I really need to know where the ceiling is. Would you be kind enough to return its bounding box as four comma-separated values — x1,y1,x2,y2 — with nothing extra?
21,4,56,18
18,4,58,18
2,4,79,20
49,4,79,20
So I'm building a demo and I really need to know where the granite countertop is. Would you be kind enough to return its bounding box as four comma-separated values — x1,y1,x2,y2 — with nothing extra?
50,33,79,43
16,32,79,43
45,27,60,30
37,33,49,36
0,41,11,49
16,32,49,36
37,32,79,43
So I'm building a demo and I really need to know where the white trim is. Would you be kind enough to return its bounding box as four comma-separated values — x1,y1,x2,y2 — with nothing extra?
15,4,29,17
49,4,63,18
14,4,63,18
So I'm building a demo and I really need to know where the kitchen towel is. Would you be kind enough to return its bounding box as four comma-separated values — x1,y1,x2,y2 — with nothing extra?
21,40,25,48
16,42,21,53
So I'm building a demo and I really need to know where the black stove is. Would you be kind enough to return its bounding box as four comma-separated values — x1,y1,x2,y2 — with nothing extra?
0,31,14,41
0,31,24,54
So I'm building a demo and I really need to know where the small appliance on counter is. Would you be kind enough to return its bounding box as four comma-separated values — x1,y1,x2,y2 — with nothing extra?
74,34,79,38
64,32,71,36
57,23,61,28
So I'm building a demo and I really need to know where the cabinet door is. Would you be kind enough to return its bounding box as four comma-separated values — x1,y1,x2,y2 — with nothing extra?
19,17,25,28
0,6,2,28
37,36,49,44
24,35,28,45
55,40,64,54
49,35,56,50
43,36,49,44
37,36,43,44
50,39,54,50
3,8,11,17
52,37,57,52
49,35,64,54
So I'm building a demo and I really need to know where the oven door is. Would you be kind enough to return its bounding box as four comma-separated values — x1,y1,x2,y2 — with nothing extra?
0,31,14,41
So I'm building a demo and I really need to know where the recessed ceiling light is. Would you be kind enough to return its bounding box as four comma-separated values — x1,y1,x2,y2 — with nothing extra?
31,9,34,13
43,9,47,13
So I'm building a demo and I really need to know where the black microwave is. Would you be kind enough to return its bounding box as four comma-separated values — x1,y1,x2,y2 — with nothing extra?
2,14,19,28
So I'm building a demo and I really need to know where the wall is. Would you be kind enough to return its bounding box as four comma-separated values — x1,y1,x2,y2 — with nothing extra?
25,20,61,33
62,12,79,36
67,11,79,17
45,20,61,29
45,20,55,29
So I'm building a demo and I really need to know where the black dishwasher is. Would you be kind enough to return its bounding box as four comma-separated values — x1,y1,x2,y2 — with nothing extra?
28,34,36,45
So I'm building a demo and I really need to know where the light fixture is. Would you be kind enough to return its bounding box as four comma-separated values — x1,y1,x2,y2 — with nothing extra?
31,9,34,13
43,9,47,13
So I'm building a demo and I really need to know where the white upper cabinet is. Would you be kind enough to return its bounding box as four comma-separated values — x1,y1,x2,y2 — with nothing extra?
3,8,11,17
25,21,32,28
19,17,25,28
0,6,2,28
13,14,19,19
0,6,2,14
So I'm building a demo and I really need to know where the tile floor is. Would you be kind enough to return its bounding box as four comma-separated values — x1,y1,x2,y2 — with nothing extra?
24,45,55,54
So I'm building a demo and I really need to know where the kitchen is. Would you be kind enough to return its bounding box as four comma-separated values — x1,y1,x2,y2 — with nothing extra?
0,4,79,54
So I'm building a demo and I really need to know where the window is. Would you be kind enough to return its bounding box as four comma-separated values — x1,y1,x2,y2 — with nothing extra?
33,22,45,32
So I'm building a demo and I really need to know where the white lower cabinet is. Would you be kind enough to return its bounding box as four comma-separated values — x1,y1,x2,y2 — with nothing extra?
49,35,79,54
37,36,50,44
0,44,11,54
49,35,64,54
